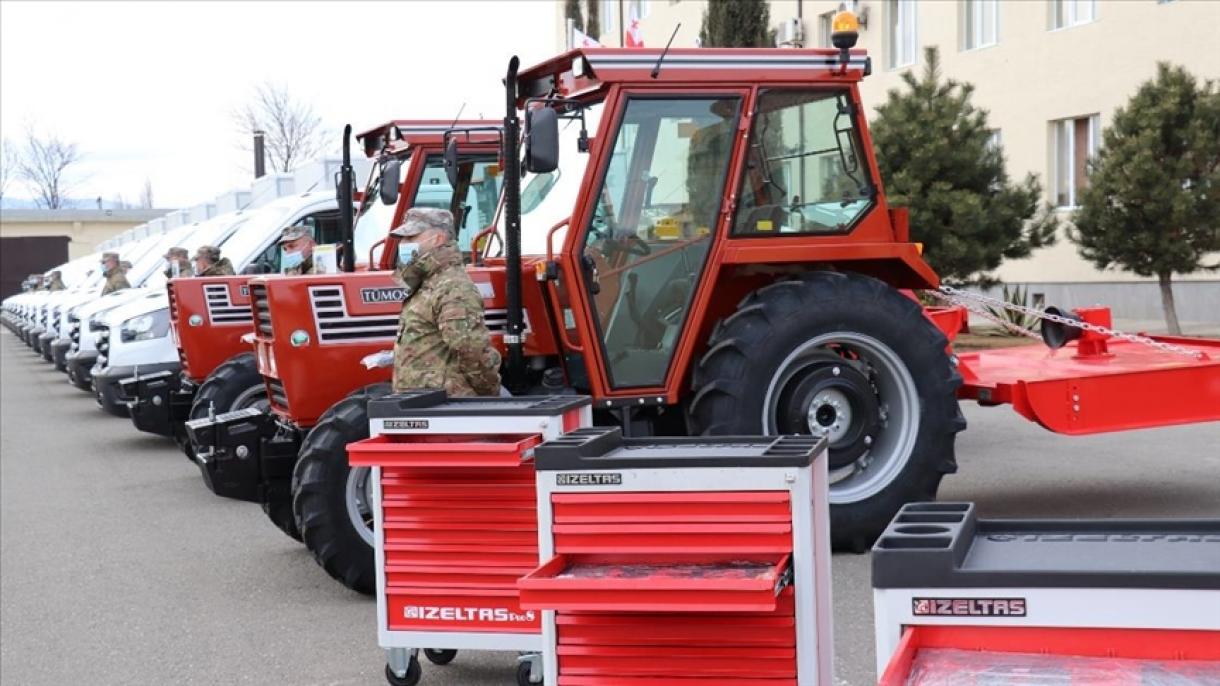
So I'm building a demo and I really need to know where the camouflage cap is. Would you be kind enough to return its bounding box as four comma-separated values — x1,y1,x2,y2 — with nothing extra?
164,246,189,260
119,260,133,270
277,224,313,244
101,251,119,262
390,208,453,238
193,245,221,262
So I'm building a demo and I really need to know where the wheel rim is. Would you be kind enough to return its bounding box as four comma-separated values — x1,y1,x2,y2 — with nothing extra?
345,466,375,547
763,332,919,504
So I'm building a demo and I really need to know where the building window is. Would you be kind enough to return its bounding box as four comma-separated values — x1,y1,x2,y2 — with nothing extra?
887,0,919,69
626,0,650,20
1050,0,1096,30
1052,115,1100,208
963,0,998,50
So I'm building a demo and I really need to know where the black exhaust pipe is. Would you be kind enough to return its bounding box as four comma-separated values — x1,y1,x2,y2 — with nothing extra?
253,130,266,179
338,125,355,273
502,56,525,392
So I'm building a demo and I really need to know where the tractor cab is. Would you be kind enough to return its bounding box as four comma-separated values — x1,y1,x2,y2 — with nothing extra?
487,47,936,408
247,121,504,426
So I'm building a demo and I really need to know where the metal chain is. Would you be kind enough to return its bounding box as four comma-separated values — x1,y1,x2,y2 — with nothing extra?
923,287,1042,341
930,285,1207,360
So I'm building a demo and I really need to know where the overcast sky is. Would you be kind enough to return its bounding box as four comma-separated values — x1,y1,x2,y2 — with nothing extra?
0,0,558,208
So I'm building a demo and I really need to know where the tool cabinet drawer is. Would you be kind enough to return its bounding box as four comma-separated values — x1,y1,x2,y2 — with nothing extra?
349,433,542,468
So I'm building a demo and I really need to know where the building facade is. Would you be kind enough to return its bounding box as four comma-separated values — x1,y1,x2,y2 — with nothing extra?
556,0,1220,325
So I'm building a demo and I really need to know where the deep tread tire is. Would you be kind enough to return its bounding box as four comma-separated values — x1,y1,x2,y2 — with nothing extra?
689,271,965,552
292,382,391,595
187,353,266,460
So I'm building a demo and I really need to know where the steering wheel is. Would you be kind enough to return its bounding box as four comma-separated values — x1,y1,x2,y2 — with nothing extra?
619,232,652,256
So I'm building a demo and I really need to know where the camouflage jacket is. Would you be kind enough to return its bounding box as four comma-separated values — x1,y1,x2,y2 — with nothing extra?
101,268,131,295
392,243,501,396
198,258,236,277
283,254,314,276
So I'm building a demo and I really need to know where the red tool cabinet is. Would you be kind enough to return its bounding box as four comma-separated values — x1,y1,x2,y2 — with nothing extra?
352,391,592,686
520,427,833,685
872,503,1220,684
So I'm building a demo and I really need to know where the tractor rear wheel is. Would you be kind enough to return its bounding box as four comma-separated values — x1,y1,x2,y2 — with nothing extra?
689,271,965,552
292,382,391,595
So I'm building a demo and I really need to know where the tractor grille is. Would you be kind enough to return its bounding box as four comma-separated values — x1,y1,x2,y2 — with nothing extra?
205,283,253,325
266,376,288,411
308,285,398,344
250,284,273,338
167,283,179,323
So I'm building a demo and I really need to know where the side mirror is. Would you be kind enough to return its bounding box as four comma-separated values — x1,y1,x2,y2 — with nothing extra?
525,107,559,174
444,138,460,187
379,159,402,206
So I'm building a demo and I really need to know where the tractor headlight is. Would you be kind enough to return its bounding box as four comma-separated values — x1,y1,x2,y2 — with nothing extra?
121,308,171,342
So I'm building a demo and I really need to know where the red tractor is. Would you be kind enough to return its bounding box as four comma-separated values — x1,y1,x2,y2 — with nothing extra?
185,121,504,542
192,41,1220,595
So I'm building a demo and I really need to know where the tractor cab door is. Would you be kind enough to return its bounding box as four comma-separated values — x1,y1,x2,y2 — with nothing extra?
566,92,744,391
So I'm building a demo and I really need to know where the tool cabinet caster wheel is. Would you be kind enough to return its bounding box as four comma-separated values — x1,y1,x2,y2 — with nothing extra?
384,658,421,686
423,648,457,665
516,661,542,686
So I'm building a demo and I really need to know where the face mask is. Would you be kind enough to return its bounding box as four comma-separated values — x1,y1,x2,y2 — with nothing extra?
171,261,181,278
397,242,419,267
281,248,304,271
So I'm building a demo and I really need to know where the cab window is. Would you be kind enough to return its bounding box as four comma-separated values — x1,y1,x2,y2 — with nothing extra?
733,90,874,236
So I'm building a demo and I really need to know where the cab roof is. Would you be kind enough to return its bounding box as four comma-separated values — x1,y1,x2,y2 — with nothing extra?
356,119,502,158
518,47,871,105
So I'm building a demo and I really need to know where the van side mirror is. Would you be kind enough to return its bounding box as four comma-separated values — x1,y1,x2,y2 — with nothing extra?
444,138,460,187
380,158,402,206
525,107,559,174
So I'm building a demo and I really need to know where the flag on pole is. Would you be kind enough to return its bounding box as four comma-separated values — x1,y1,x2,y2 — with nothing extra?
625,14,645,48
573,27,602,48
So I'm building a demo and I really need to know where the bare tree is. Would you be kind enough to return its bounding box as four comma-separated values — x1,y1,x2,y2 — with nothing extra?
18,128,84,209
0,137,15,204
140,178,154,209
233,82,327,173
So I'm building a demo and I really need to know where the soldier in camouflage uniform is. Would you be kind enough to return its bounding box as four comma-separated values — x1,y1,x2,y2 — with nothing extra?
163,247,194,278
390,207,501,396
278,224,316,275
193,245,236,276
45,271,66,291
100,252,131,295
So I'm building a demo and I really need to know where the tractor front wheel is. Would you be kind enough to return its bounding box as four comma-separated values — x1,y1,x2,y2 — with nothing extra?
689,271,965,552
188,352,269,459
292,382,390,595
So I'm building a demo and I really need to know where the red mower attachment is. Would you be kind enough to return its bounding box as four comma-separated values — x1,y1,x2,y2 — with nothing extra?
952,305,1220,434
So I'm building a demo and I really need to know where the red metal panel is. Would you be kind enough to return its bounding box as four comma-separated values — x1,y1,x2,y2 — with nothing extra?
957,337,1220,434
559,678,794,686
552,492,791,523
348,434,541,468
557,644,796,679
553,524,793,554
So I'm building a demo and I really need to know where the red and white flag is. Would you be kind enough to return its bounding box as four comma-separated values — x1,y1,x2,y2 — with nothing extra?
625,15,644,48
572,27,601,48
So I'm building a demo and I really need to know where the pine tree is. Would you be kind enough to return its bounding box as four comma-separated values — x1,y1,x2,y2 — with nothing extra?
871,47,1057,284
585,0,600,41
699,0,774,48
1070,63,1220,334
565,0,584,32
